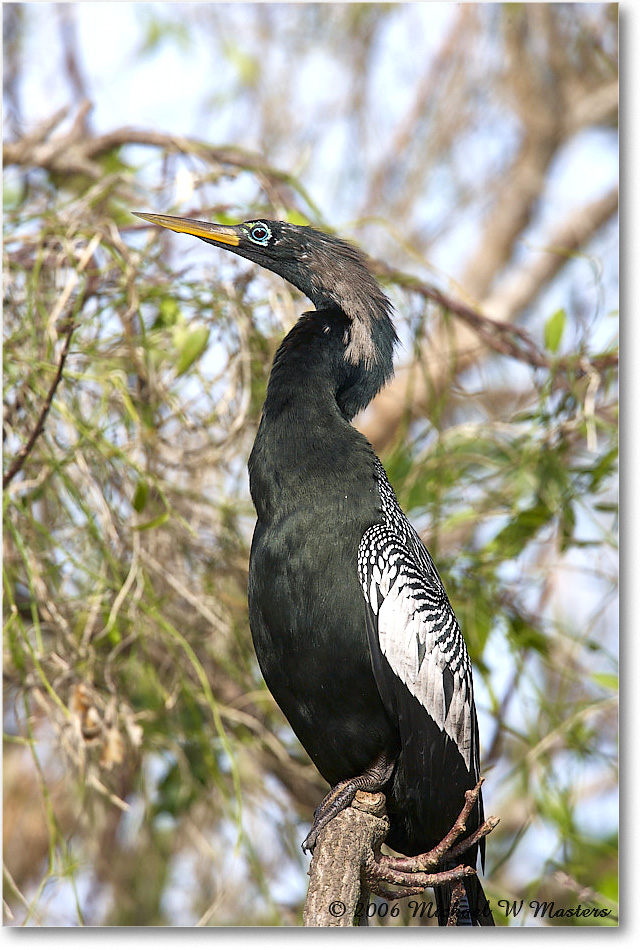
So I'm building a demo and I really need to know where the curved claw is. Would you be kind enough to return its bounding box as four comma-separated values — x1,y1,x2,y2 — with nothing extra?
302,751,395,852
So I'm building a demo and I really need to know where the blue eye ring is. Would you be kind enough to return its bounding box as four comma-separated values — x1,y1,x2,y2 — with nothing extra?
246,222,272,246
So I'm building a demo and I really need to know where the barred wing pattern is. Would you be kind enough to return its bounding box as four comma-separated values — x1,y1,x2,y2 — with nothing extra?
358,459,475,772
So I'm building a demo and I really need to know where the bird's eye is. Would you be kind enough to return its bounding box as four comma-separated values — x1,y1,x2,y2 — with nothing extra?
246,222,272,246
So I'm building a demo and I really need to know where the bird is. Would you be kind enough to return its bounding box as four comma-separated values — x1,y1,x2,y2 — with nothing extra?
135,211,494,926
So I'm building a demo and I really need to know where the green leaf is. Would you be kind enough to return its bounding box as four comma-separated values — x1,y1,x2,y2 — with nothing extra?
588,446,618,493
223,40,260,86
132,479,149,513
133,511,170,531
544,308,566,354
488,502,553,558
285,209,312,227
153,296,181,329
591,672,618,692
559,501,576,551
507,613,549,656
173,326,210,376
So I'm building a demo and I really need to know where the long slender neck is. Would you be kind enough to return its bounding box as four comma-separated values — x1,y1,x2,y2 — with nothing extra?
248,309,391,523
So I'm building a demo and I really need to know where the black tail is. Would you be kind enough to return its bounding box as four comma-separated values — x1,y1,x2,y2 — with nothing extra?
434,875,494,926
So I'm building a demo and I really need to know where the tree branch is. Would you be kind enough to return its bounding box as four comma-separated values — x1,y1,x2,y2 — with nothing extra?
3,318,76,491
2,103,320,215
303,791,389,926
3,233,100,491
361,187,618,451
303,781,498,927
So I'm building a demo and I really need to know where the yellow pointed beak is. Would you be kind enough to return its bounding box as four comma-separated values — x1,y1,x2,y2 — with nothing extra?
134,212,240,247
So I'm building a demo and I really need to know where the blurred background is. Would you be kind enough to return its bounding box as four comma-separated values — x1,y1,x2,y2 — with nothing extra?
3,2,618,927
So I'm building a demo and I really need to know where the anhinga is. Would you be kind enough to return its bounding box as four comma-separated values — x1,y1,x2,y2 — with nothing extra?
135,212,494,926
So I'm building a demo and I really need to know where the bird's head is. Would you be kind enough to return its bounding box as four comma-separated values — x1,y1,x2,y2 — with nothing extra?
134,213,397,371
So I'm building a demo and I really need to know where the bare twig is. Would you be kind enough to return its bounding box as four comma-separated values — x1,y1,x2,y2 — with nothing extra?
2,104,321,216
3,233,100,490
375,257,618,377
56,5,92,108
3,317,76,492
448,881,467,927
362,187,618,450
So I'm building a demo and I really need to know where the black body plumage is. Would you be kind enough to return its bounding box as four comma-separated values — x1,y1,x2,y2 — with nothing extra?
135,213,493,925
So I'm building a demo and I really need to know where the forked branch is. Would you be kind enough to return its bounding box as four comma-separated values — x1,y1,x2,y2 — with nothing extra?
303,779,498,926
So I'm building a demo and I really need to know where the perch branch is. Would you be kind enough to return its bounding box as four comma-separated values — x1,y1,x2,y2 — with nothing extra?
303,791,389,926
303,779,498,927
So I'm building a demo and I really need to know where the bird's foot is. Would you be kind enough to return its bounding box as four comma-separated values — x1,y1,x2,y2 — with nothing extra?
302,778,358,852
302,750,395,852
363,778,499,900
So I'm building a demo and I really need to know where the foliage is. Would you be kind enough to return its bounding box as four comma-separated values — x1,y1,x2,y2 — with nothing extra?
3,2,617,927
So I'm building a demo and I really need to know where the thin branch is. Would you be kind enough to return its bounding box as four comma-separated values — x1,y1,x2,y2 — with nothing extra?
361,187,618,450
3,319,76,491
376,258,618,376
3,233,100,491
2,104,323,218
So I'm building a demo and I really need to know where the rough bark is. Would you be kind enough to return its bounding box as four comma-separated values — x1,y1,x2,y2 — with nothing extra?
303,791,389,926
